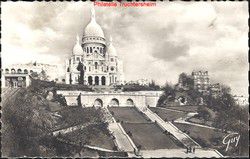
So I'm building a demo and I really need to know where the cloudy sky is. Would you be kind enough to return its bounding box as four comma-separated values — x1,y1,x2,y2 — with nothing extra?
1,2,248,96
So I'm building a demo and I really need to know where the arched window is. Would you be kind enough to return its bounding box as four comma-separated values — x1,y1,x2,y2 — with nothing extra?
5,69,9,74
87,47,89,53
90,47,92,53
95,76,99,85
89,66,91,71
24,69,28,74
101,76,105,85
88,76,93,85
95,62,98,69
11,68,16,74
17,69,22,74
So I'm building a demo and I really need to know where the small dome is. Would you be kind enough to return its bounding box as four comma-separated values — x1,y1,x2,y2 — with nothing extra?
73,35,83,55
84,8,105,38
107,36,117,57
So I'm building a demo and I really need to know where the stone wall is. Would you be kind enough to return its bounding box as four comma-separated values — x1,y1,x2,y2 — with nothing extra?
57,90,162,107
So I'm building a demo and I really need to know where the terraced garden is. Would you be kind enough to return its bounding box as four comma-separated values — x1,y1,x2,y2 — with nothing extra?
60,123,115,150
53,107,104,131
150,107,187,121
160,106,199,112
173,122,227,149
108,107,151,123
121,123,184,150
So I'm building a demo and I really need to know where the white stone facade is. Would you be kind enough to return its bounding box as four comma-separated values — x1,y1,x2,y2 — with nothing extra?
65,8,124,86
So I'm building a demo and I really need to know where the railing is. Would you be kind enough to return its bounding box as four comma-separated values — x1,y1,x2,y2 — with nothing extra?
117,123,138,153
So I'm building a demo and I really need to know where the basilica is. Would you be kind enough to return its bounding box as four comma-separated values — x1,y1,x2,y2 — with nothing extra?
65,8,124,86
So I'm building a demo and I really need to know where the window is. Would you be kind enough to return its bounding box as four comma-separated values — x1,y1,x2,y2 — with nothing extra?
89,66,91,71
111,67,114,71
95,62,98,69
77,57,80,61
90,47,92,53
111,58,114,62
87,47,89,53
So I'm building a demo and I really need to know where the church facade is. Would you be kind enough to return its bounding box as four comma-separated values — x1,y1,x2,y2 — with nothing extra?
65,8,124,86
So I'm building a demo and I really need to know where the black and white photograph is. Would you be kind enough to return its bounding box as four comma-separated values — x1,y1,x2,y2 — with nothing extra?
1,1,249,158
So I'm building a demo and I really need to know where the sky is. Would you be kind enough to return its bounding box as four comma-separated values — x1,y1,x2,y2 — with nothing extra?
1,1,248,96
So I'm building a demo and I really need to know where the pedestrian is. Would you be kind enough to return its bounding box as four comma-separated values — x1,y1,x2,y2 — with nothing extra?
193,147,195,153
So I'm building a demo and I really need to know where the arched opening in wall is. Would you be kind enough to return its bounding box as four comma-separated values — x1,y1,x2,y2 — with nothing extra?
110,98,119,107
95,76,99,85
5,69,9,74
88,76,93,85
94,98,103,107
101,76,105,85
17,69,22,74
24,69,28,74
11,68,16,74
126,99,134,106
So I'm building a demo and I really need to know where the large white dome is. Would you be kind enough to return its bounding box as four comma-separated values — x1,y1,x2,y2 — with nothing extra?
73,35,83,55
84,8,105,38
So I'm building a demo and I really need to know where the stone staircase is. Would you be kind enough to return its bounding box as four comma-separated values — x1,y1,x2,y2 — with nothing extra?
101,107,115,123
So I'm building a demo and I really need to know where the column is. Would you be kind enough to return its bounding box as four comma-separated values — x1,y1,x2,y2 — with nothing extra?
25,75,30,87
99,76,101,85
2,75,5,88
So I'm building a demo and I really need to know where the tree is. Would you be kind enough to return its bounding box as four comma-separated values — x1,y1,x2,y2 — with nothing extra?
178,72,194,89
197,106,211,121
77,62,85,85
148,80,160,90
38,70,48,81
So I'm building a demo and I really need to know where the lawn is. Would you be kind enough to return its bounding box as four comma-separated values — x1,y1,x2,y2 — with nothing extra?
62,123,115,150
173,122,227,149
53,107,104,131
121,123,183,150
161,105,199,112
150,107,187,121
108,107,150,123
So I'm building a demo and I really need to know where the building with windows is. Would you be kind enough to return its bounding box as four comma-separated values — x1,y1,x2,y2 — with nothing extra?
209,83,222,98
65,8,124,86
233,95,248,106
1,62,59,88
192,70,210,94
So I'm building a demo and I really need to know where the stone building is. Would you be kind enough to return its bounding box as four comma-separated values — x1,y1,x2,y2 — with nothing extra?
192,70,210,94
209,83,222,98
1,62,59,88
65,8,124,86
